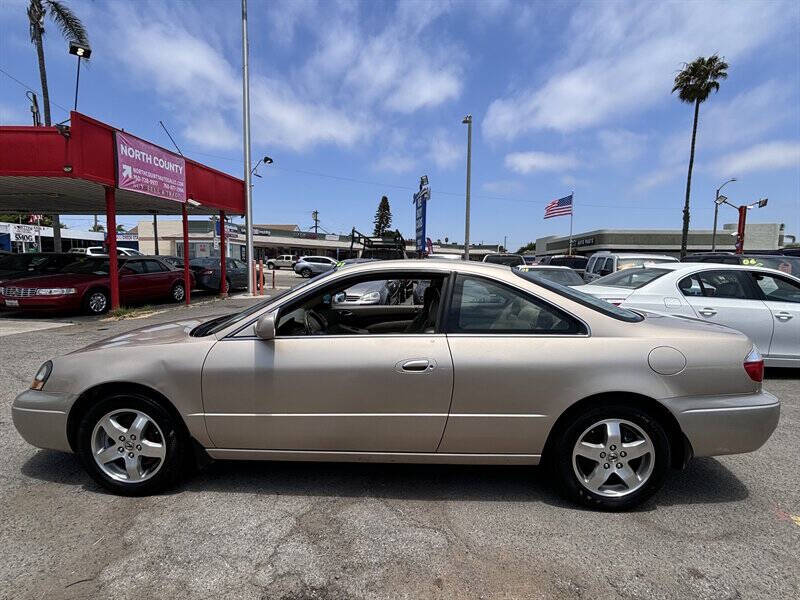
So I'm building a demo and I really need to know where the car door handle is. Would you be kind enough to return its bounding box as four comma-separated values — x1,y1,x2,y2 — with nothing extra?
400,359,431,372
775,312,793,321
698,308,717,317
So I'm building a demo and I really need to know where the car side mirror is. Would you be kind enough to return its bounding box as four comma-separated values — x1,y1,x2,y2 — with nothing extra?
255,312,276,340
333,292,346,303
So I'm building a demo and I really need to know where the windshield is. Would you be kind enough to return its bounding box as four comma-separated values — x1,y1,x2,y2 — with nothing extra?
617,257,677,269
743,256,799,277
514,270,643,322
484,255,524,266
593,267,671,289
61,257,110,275
192,268,339,336
519,268,584,286
549,256,588,269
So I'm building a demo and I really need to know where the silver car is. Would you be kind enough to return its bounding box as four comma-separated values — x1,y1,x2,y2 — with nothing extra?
293,256,337,278
12,260,779,509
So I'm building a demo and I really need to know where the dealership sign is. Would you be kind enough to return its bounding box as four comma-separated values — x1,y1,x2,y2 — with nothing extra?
414,186,430,254
115,132,186,202
10,224,41,243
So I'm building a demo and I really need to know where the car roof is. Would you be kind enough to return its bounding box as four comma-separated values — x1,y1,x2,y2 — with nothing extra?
592,252,677,259
518,265,573,271
634,262,800,280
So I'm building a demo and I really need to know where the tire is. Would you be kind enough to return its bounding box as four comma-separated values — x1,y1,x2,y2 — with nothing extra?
171,281,186,303
300,267,312,278
266,262,275,270
76,392,188,496
83,288,110,315
548,403,671,510
225,277,232,292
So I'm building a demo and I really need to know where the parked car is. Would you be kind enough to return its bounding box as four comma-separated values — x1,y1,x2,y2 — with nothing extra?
576,262,800,367
682,253,799,277
0,252,76,285
190,257,249,291
515,265,585,286
584,252,678,282
294,256,337,278
482,253,526,266
70,246,144,257
538,254,589,276
522,255,538,265
266,254,298,270
0,256,190,315
427,253,461,260
12,260,779,509
158,255,185,269
333,278,410,305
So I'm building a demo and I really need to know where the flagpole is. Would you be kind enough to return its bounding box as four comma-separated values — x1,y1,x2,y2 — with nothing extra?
568,190,574,255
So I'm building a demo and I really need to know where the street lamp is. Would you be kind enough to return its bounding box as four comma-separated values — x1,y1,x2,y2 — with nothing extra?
712,178,736,252
68,42,91,112
716,194,768,254
462,114,472,261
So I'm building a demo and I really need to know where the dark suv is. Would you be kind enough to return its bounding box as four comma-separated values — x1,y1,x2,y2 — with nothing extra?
683,253,799,277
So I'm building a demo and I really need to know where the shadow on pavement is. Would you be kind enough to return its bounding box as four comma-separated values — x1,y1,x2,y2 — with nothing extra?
21,450,748,509
765,367,800,380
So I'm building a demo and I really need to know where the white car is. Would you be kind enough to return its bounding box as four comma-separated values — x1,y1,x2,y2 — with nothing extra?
69,246,144,257
584,252,678,282
576,263,800,367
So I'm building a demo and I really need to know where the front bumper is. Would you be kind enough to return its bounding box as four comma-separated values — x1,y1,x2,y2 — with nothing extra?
663,391,780,457
12,388,74,452
1,295,82,311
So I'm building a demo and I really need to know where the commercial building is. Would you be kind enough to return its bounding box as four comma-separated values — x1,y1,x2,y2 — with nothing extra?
535,223,792,257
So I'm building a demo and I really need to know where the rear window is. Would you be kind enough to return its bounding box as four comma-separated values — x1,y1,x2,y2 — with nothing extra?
484,255,525,266
521,268,585,287
549,256,588,269
514,270,643,322
742,256,799,277
593,267,671,289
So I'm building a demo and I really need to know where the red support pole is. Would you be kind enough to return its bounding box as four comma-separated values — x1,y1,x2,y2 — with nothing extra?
105,187,120,310
219,211,227,298
258,259,264,295
182,203,191,305
735,205,747,254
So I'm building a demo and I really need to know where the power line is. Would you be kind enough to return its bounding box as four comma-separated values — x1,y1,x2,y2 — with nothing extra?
0,66,73,116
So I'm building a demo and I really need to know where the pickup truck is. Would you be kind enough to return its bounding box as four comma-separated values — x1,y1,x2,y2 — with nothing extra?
266,254,298,270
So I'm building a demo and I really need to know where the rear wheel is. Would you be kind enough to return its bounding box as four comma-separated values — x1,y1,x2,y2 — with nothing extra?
83,288,109,315
549,404,670,510
76,393,187,495
171,281,186,303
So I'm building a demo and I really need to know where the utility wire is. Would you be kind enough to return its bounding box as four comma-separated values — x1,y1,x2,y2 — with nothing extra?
0,66,73,116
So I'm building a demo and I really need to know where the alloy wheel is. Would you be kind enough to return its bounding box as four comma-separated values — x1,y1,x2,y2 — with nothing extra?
571,418,654,498
90,409,166,483
88,292,107,314
173,283,185,301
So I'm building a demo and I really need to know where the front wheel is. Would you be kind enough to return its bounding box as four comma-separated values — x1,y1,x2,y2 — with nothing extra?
549,404,670,510
171,281,186,303
300,267,312,278
76,393,187,496
83,288,110,315
266,263,275,270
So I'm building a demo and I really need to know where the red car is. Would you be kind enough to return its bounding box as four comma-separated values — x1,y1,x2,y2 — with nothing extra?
0,256,191,315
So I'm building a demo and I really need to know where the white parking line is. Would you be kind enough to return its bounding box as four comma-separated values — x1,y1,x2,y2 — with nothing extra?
0,319,72,337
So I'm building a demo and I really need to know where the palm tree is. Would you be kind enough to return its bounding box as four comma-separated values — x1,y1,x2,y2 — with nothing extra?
672,54,728,258
27,0,89,251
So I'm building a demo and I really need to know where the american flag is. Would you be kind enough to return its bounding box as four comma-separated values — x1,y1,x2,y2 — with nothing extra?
544,194,573,219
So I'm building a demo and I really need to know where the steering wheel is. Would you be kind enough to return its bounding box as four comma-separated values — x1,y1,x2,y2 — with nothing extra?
304,308,328,335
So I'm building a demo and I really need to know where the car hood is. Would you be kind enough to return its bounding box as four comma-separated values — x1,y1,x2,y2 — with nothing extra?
1,272,106,288
72,318,208,353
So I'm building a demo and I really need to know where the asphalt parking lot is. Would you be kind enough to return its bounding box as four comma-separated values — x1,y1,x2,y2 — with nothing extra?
0,297,798,600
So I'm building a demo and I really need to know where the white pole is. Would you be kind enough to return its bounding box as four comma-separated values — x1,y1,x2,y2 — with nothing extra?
241,0,255,295
462,115,472,261
568,191,574,255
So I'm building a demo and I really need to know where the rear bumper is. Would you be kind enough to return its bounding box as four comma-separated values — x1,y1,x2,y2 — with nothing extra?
12,389,73,452
663,391,780,457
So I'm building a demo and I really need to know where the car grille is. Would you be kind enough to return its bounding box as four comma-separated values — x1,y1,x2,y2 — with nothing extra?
2,287,37,297
345,294,360,302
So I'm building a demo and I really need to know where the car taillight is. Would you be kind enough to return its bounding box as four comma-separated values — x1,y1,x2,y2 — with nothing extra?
743,346,764,382
202,269,213,275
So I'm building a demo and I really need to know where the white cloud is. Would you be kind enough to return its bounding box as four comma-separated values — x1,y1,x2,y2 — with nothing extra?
483,1,789,140
597,129,648,164
505,151,578,174
373,153,416,174
481,180,524,195
182,112,240,150
427,129,462,170
634,164,685,193
713,141,800,177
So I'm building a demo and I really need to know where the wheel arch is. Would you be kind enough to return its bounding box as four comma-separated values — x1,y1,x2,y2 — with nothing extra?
542,392,692,469
66,381,190,452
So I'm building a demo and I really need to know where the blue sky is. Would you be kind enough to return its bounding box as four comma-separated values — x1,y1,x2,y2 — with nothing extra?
1,0,798,249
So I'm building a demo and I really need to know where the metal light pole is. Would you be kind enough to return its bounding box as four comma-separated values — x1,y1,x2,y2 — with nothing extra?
712,178,736,252
462,115,472,261
68,42,91,112
241,0,255,294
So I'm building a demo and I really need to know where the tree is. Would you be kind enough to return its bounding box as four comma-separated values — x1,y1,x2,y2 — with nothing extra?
89,223,104,232
0,214,65,227
116,224,126,233
672,54,728,258
373,195,392,236
27,0,89,252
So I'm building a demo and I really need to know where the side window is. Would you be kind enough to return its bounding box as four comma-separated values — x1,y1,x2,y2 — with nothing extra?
690,270,752,299
749,272,800,304
123,260,147,274
447,275,584,334
591,258,606,274
586,257,596,273
144,260,168,273
678,275,703,297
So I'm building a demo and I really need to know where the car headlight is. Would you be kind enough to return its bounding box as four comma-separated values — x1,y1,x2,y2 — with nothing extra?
36,288,77,296
30,360,53,391
361,291,381,304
